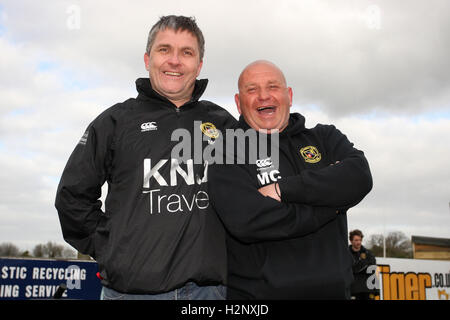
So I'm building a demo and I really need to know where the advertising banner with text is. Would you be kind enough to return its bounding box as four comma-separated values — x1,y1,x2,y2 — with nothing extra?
0,257,101,300
374,257,450,300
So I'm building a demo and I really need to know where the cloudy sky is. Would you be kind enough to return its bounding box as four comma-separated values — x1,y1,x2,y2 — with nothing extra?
0,0,449,252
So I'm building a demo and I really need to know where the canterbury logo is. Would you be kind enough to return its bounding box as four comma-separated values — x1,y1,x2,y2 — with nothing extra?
256,158,272,168
141,122,157,132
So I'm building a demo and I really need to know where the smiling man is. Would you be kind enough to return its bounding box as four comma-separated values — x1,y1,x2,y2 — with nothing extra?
235,60,292,133
209,60,373,299
55,16,236,300
144,27,203,106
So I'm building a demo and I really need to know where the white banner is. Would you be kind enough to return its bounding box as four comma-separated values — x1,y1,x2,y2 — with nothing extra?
372,258,450,300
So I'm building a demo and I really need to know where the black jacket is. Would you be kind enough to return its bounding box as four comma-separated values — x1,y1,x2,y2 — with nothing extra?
209,113,373,299
349,245,377,294
55,78,236,294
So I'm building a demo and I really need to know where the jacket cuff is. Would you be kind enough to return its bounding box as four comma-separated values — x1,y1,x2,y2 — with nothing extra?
278,175,307,203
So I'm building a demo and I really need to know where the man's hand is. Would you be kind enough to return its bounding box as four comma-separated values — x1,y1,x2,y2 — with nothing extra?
258,161,339,201
258,183,281,202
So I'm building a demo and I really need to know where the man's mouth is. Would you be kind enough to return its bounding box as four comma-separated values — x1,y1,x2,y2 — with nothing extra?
257,106,276,114
163,71,183,77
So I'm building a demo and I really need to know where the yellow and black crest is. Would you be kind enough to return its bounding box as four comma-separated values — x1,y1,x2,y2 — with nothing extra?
200,122,219,139
300,146,322,163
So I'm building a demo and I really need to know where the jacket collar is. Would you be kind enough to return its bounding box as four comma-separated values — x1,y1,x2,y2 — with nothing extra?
236,112,306,135
135,77,208,105
349,245,367,253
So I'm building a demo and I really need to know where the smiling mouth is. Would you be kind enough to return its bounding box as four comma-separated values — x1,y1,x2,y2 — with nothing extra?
164,71,183,77
257,106,276,114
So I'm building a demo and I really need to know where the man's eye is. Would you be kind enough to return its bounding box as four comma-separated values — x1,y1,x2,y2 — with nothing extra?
184,50,193,56
247,88,256,93
158,47,168,53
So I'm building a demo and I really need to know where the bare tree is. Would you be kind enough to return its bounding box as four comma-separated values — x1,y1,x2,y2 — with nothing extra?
367,231,413,258
62,247,77,259
32,242,66,258
0,242,77,259
0,242,20,257
32,243,45,258
46,242,64,258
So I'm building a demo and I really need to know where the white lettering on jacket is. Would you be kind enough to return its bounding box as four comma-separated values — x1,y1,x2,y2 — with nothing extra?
142,159,209,214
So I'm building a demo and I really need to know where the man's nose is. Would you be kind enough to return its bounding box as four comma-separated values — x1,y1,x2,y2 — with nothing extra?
167,51,181,65
257,88,271,101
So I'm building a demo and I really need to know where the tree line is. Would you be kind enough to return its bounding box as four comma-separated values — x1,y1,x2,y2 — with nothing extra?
365,231,413,259
0,241,81,259
0,231,413,260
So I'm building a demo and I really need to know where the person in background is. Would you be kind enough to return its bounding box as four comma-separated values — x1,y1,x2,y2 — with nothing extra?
349,229,379,300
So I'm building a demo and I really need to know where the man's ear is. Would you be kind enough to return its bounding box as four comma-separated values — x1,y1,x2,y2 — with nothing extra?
196,60,203,77
235,93,242,114
288,87,293,108
144,53,150,71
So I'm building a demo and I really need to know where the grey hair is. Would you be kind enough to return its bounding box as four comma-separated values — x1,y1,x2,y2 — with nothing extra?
145,15,205,61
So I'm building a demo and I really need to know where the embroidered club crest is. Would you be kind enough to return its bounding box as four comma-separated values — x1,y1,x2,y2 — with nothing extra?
300,146,322,163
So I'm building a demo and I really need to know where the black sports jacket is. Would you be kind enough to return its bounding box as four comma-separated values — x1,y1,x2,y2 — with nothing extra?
209,113,373,299
349,245,377,294
55,78,236,293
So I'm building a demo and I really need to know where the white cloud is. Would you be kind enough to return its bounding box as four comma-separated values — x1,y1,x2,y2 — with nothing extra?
2,0,449,114
0,0,449,251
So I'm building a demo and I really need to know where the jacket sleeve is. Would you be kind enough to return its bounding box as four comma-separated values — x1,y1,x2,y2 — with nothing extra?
278,125,373,209
55,112,115,258
208,163,338,244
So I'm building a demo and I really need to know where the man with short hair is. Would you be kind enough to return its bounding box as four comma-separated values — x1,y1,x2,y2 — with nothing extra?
209,60,373,299
349,229,378,300
55,15,236,300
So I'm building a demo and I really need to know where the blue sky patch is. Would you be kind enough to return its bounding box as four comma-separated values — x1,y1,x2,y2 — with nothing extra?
37,60,57,72
36,59,95,91
0,5,5,36
62,75,91,90
7,108,29,117
416,109,450,121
